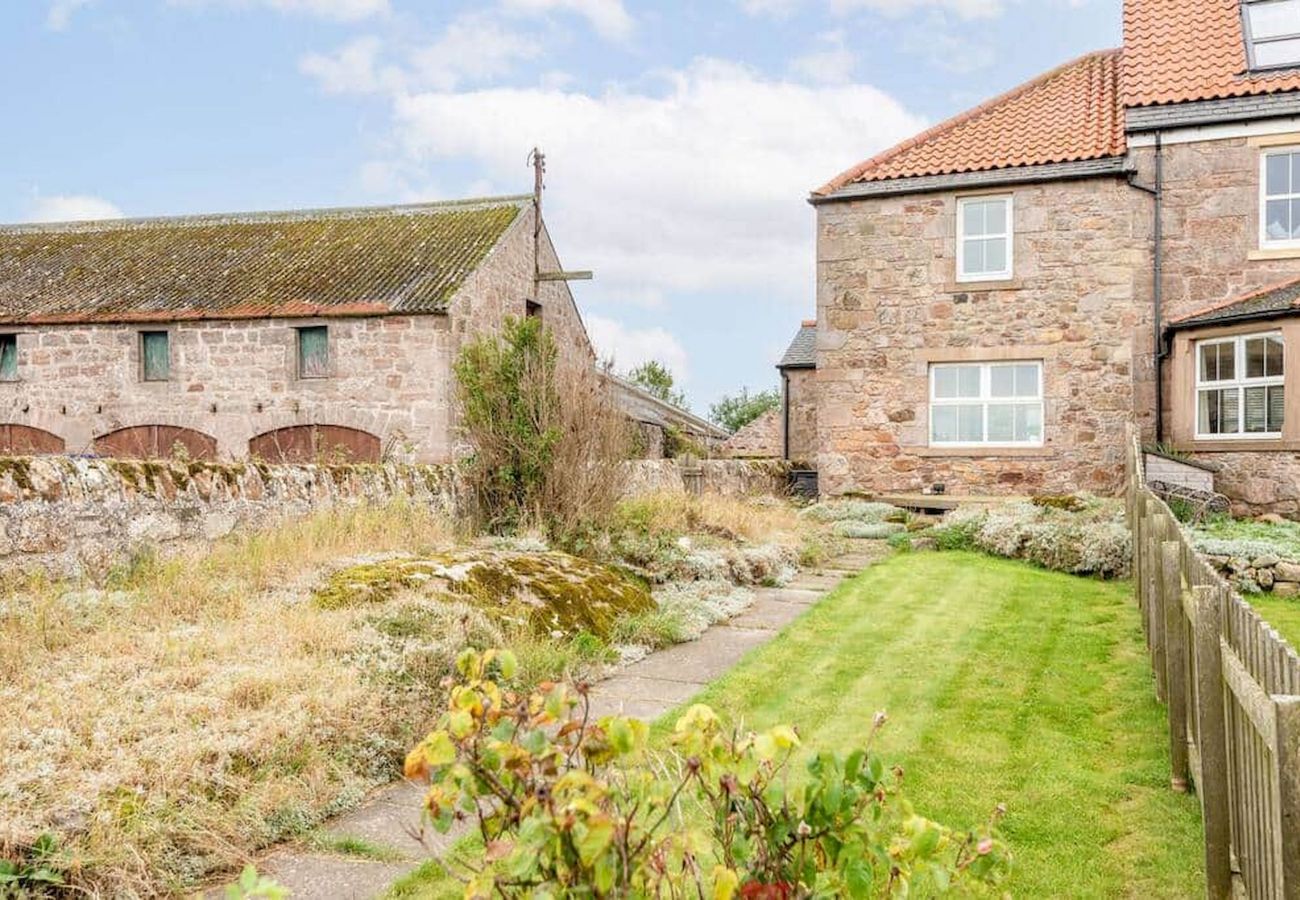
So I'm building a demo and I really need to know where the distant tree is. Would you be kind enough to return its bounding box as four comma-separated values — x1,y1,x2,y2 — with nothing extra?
709,387,781,434
626,360,687,409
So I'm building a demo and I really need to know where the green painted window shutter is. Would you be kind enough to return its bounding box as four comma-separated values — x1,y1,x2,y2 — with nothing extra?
0,335,16,381
141,331,169,381
298,326,329,378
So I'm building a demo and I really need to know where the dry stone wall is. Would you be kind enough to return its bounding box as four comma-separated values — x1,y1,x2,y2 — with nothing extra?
0,456,457,577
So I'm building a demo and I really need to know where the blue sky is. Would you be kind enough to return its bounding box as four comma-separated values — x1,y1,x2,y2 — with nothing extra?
2,0,1120,416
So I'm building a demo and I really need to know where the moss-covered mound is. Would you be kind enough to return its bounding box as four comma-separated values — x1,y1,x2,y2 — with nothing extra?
312,550,653,640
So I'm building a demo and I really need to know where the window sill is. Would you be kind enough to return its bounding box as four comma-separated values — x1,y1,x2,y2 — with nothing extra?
944,279,1024,294
1248,246,1300,260
1183,439,1298,452
912,446,1053,458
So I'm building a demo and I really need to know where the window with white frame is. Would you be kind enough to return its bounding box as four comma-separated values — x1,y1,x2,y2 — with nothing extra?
1261,147,1300,247
1196,332,1285,438
929,361,1043,447
1243,0,1300,71
956,195,1013,282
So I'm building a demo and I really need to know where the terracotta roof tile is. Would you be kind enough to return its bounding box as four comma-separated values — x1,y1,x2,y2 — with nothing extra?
0,196,528,325
817,50,1125,194
1124,0,1300,107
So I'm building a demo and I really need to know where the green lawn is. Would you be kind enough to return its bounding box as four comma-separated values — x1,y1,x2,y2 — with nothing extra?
388,551,1205,898
1248,593,1300,652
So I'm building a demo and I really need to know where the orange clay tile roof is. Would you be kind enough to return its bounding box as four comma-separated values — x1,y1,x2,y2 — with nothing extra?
0,196,528,325
816,50,1125,194
1123,0,1300,107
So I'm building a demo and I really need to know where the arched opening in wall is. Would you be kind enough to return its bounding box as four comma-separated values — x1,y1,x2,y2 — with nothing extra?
0,424,65,455
94,425,219,460
248,425,381,464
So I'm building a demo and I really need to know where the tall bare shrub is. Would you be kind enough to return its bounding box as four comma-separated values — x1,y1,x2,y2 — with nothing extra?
454,317,630,537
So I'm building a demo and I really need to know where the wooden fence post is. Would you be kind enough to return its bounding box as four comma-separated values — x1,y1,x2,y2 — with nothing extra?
1163,539,1190,792
1151,513,1170,704
1194,585,1233,900
1275,696,1300,899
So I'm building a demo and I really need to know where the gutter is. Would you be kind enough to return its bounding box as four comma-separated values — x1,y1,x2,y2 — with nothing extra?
781,369,790,462
1127,133,1166,442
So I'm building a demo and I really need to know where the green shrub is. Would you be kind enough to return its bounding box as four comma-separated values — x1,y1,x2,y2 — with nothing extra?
833,520,905,540
886,531,914,552
405,649,1012,897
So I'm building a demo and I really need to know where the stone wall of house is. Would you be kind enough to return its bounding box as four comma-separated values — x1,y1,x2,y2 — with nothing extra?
721,408,780,458
0,455,457,577
1192,450,1300,517
815,174,1152,498
783,368,818,465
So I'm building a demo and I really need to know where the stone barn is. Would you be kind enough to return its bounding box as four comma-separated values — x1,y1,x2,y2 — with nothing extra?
0,194,594,464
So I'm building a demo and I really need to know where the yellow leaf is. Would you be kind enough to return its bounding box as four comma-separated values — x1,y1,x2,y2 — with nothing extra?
712,866,740,900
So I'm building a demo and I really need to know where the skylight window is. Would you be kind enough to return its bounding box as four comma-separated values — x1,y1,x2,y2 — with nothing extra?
1244,0,1300,70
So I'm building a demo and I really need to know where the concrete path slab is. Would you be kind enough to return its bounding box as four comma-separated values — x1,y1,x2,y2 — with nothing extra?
237,540,890,900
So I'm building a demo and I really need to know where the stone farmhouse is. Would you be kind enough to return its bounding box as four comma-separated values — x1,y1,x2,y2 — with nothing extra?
797,0,1300,514
0,192,717,465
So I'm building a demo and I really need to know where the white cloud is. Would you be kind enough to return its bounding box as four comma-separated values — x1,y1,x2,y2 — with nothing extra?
299,36,392,94
586,315,690,383
25,194,124,223
381,59,925,305
789,30,856,84
46,0,92,30
408,13,542,91
831,0,1004,17
736,0,803,17
167,0,389,22
501,0,633,41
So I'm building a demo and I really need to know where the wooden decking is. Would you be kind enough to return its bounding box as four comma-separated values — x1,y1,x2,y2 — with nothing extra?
878,493,1029,513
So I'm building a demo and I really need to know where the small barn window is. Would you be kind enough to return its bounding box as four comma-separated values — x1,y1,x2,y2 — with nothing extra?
956,195,1013,282
0,335,17,381
297,325,329,379
140,331,170,381
1243,0,1300,71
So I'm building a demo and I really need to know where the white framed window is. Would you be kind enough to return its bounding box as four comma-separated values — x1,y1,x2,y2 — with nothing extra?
956,195,1013,282
1196,332,1285,439
929,360,1043,447
1243,0,1300,71
1260,146,1300,248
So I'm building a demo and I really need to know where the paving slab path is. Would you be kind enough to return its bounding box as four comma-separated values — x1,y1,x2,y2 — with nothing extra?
245,541,888,900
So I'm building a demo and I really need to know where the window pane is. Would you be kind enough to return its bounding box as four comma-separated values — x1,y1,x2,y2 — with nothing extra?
1247,337,1268,378
958,405,983,442
1269,334,1286,375
931,406,958,442
956,366,981,398
1256,36,1300,67
1268,152,1293,195
982,237,1007,274
1293,152,1300,192
1250,0,1300,39
962,201,984,237
1270,385,1286,431
933,366,958,399
990,365,1016,397
984,199,1007,234
142,332,169,381
1016,405,1043,443
0,336,15,380
1199,342,1235,382
1245,385,1269,432
1267,199,1292,240
1014,363,1040,398
298,326,329,378
1200,388,1241,434
1291,199,1300,239
987,403,1015,442
963,238,986,274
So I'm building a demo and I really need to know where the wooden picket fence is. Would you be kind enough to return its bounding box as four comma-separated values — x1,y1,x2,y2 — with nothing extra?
1126,431,1300,898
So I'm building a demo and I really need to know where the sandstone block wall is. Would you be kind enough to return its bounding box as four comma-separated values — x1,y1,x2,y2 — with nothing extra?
624,458,790,497
721,408,779,458
0,456,457,577
783,368,817,465
815,175,1152,498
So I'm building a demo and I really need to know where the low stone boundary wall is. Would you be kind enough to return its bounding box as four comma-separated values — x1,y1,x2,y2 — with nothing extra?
623,459,790,497
0,456,456,576
1201,552,1300,597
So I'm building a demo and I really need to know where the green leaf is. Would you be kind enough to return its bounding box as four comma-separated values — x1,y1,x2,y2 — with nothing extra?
573,818,615,866
496,649,518,679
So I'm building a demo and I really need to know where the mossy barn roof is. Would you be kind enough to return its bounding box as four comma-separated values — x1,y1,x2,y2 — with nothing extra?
0,195,529,325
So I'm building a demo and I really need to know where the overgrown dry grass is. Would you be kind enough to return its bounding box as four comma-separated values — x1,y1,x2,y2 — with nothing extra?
0,491,833,897
0,500,464,897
